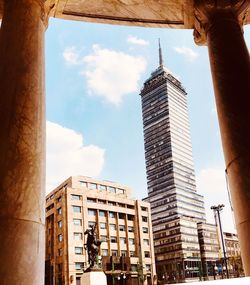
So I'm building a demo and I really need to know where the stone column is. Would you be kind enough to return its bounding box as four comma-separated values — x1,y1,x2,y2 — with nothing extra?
0,0,47,284
194,0,250,275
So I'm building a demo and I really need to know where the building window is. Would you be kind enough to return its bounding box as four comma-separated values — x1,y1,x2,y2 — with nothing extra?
130,251,136,257
108,201,116,206
71,194,81,200
141,206,147,211
89,183,97,190
120,237,126,244
72,206,81,213
100,235,107,242
142,227,148,233
142,216,148,222
58,220,62,228
73,232,82,240
131,264,137,272
119,225,126,231
127,204,135,209
109,211,116,218
58,234,63,242
110,236,117,243
127,214,134,221
118,213,125,219
75,263,84,270
75,247,83,255
98,199,106,204
87,198,96,203
58,248,63,256
99,185,107,191
79,181,87,188
100,222,106,229
111,250,118,256
88,221,96,228
57,263,62,272
143,239,149,246
73,219,82,226
146,264,151,271
121,250,127,257
144,251,150,258
102,249,108,256
57,196,62,203
118,203,125,207
128,226,134,233
99,210,106,217
117,188,125,194
57,207,62,215
108,186,116,193
110,224,116,231
129,238,135,245
88,209,96,216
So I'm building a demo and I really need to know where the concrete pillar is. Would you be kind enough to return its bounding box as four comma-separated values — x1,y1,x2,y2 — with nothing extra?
194,0,250,275
0,0,46,284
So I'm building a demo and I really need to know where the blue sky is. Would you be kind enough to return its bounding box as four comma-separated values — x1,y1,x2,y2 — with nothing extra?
45,18,250,232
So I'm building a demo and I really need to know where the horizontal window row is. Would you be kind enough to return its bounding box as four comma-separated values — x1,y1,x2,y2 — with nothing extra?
87,198,136,209
89,221,134,233
79,181,125,194
102,249,150,258
88,209,148,222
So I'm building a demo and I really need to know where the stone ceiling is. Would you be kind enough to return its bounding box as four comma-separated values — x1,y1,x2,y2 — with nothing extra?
0,0,249,29
51,0,194,28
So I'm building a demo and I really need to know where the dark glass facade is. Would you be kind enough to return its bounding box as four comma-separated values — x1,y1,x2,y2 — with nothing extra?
141,62,206,281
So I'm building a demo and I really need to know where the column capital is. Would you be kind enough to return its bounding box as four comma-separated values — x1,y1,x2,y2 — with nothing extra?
193,0,250,45
35,0,56,27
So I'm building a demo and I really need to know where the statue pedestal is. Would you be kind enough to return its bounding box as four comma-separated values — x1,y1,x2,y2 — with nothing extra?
81,270,107,285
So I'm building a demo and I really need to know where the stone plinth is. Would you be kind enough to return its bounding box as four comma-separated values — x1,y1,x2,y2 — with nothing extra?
81,271,107,285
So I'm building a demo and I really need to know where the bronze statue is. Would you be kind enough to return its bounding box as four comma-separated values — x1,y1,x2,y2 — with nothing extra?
84,224,102,269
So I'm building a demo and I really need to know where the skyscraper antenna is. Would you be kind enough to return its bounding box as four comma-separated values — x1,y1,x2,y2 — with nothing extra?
158,38,163,67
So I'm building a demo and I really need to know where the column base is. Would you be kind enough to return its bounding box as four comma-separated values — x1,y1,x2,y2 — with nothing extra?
81,271,107,285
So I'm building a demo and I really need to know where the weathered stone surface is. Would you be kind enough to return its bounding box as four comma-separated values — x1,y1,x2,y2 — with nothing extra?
52,0,191,28
203,1,250,275
81,271,107,285
0,0,46,284
194,0,250,45
1,0,249,28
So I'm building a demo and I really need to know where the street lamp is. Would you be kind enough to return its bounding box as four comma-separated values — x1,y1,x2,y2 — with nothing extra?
213,265,218,280
211,204,229,279
122,273,126,285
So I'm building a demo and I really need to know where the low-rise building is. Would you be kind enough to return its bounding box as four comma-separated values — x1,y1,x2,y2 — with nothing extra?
197,222,220,277
154,216,202,282
197,222,243,279
224,232,244,277
45,176,156,285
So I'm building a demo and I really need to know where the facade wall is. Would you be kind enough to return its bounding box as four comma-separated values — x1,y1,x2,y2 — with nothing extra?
197,223,244,278
45,176,156,285
140,63,206,281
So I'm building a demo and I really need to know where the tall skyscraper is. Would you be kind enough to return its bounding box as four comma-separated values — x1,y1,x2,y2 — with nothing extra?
141,41,206,281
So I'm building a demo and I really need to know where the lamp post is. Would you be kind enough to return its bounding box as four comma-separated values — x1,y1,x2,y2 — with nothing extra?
214,265,218,280
122,273,126,285
211,204,229,279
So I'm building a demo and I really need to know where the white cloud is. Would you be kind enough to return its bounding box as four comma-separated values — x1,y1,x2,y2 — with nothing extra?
197,168,236,233
63,46,81,65
82,45,147,105
127,35,149,46
174,46,199,61
46,121,105,193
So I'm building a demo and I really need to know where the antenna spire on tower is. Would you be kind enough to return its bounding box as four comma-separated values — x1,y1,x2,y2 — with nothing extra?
158,38,164,67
